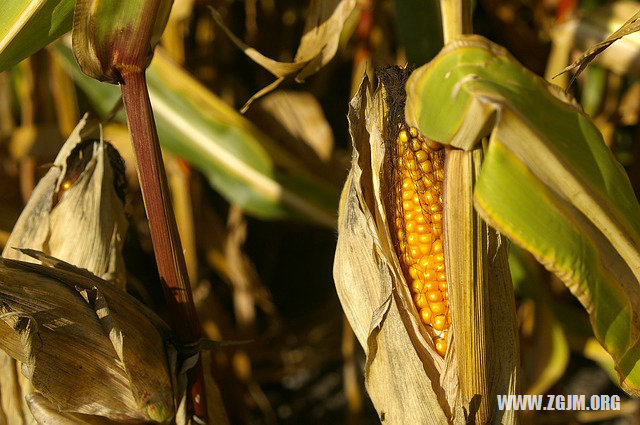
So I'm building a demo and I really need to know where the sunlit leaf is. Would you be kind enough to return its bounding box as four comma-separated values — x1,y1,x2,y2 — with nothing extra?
0,0,74,72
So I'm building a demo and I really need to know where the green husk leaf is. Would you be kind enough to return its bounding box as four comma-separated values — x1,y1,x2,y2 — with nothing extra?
406,35,640,395
72,0,173,82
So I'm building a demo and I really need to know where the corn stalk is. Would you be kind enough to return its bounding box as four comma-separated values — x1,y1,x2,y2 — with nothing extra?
71,0,207,420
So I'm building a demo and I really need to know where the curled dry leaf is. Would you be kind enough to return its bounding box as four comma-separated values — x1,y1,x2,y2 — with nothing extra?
0,252,175,423
554,2,640,86
210,0,356,111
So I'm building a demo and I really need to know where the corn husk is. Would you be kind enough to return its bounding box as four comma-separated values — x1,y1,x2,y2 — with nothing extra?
72,0,173,83
2,115,128,288
0,116,142,424
0,251,175,423
334,75,449,424
0,116,228,424
334,71,520,424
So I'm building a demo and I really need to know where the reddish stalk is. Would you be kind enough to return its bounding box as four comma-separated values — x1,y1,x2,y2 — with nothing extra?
120,70,207,420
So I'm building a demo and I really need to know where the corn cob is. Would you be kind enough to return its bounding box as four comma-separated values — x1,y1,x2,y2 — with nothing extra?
393,125,449,356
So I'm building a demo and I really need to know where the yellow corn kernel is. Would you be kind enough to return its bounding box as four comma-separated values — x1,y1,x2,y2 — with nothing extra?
392,125,450,357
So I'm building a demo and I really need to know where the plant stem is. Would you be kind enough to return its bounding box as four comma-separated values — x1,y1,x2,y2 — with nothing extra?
440,0,472,43
120,70,207,420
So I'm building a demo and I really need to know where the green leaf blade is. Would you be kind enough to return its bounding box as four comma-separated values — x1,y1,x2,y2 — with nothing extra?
55,44,338,227
0,0,74,72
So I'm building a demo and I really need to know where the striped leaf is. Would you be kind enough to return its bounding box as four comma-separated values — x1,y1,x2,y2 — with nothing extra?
54,44,339,228
0,0,74,72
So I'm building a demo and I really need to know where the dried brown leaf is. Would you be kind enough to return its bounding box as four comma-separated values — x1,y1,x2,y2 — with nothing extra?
555,6,640,86
0,256,174,423
210,0,356,111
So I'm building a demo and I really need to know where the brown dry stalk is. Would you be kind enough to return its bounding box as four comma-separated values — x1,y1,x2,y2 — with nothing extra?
120,70,207,420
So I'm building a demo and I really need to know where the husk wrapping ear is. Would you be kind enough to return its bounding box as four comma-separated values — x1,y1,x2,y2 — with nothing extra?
0,115,227,424
2,114,128,289
334,74,454,424
0,254,175,423
334,70,520,424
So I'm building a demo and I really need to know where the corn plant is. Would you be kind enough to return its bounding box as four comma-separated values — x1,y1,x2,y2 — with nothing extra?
1,0,640,424
334,0,640,424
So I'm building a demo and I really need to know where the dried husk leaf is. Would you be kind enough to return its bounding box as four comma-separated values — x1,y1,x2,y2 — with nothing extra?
210,0,356,111
334,75,451,424
0,253,174,423
26,393,120,424
2,115,128,288
0,116,130,424
444,148,519,424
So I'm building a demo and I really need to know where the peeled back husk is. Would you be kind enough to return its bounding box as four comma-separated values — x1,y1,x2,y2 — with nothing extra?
333,70,520,424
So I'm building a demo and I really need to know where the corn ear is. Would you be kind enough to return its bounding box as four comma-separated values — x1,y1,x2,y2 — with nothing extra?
2,115,128,288
334,73,452,424
0,253,175,423
335,67,521,424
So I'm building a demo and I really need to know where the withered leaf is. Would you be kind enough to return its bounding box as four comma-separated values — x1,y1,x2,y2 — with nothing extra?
0,256,174,423
555,7,640,87
210,0,356,112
